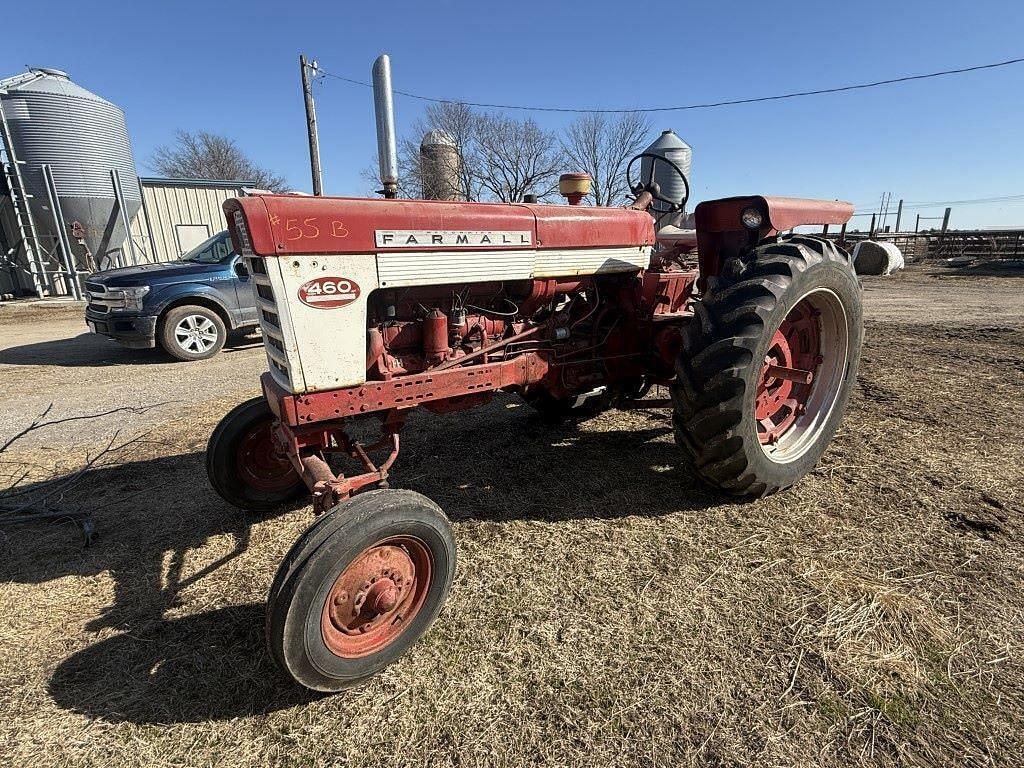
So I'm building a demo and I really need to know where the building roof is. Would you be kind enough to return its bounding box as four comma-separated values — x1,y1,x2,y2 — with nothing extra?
138,177,255,189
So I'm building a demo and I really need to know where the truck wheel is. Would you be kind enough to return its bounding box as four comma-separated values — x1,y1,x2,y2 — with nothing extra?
159,305,226,361
266,489,456,692
206,397,305,511
673,235,862,497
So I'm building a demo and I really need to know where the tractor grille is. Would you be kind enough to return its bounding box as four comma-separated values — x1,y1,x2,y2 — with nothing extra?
244,255,292,388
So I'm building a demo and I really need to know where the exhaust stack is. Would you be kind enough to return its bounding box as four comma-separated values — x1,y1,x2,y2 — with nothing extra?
372,54,398,198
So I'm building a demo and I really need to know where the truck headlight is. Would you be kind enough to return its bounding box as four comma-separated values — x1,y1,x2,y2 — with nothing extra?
121,285,150,310
741,207,764,230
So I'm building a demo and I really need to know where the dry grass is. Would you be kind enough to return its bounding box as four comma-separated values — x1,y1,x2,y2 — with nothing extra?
1,274,1022,767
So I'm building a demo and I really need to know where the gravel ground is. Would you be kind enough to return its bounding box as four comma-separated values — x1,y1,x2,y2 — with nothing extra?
0,310,265,448
0,265,1022,767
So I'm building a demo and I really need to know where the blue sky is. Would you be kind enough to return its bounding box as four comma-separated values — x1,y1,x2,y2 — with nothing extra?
5,1,1023,229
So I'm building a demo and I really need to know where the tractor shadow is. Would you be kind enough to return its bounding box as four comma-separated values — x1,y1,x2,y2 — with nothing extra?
0,330,263,368
4,397,720,724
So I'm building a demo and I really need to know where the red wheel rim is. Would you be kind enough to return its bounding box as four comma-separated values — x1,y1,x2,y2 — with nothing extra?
320,536,433,658
236,421,299,492
755,298,822,445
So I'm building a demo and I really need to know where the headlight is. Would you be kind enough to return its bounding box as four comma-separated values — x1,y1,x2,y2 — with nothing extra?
740,207,764,230
120,285,150,310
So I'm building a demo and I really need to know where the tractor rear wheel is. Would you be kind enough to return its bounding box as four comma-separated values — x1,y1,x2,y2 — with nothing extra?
672,235,862,497
266,489,456,691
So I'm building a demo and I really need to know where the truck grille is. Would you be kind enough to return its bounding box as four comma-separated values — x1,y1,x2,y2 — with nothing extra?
84,282,117,314
244,255,292,388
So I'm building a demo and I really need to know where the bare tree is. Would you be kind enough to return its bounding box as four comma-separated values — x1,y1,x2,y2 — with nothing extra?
151,130,287,192
561,113,651,206
476,114,563,203
364,105,562,203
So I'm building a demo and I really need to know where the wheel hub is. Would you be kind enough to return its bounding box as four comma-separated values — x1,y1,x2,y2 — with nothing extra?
236,421,298,492
321,537,432,658
175,315,217,353
755,300,822,445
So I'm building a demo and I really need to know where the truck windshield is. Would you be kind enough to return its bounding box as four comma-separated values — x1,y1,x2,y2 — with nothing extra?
179,231,234,264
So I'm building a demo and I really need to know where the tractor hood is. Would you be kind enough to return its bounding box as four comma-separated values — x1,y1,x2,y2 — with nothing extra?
224,195,656,258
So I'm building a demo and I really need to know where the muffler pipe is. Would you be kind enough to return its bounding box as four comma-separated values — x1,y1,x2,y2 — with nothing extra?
372,54,399,199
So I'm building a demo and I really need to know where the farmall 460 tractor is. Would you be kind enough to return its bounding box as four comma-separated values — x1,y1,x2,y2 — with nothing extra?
207,78,861,691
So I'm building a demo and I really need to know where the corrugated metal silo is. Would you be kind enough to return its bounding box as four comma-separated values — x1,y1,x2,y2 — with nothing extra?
0,68,141,264
640,129,692,223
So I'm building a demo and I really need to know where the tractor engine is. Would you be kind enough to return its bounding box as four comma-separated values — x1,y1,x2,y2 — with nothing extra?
224,193,695,410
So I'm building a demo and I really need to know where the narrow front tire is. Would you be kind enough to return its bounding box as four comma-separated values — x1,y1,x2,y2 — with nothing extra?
206,397,306,511
266,489,456,692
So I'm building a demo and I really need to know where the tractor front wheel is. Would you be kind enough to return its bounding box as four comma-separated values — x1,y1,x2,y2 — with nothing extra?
206,397,306,511
266,489,456,691
673,235,862,497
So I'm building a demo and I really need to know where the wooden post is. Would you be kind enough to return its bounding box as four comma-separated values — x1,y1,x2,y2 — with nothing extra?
914,214,920,234
300,54,323,196
894,199,903,232
869,213,877,237
940,207,951,237
822,224,829,236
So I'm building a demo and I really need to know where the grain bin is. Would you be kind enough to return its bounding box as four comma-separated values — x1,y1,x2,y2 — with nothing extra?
0,68,141,266
640,129,692,225
419,130,463,201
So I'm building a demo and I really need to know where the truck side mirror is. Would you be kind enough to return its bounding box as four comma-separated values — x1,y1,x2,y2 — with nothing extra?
233,260,249,279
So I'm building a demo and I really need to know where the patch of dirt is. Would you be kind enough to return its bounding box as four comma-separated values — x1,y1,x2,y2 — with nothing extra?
0,274,1022,767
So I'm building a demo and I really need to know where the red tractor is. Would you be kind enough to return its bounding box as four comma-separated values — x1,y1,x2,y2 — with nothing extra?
207,147,860,691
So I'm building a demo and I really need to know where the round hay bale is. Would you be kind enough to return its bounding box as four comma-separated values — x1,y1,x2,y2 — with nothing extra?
853,240,904,275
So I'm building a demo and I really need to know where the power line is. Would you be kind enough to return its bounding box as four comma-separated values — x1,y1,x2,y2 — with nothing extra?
315,55,1024,114
854,193,1024,213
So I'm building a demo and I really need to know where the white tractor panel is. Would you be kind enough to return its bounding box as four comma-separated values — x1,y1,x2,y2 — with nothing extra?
265,253,380,392
533,246,651,278
377,249,534,287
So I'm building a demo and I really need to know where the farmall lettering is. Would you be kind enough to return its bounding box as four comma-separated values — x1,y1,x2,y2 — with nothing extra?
375,230,533,248
297,276,361,309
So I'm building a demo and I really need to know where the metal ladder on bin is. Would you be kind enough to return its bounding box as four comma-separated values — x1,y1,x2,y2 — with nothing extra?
0,96,49,298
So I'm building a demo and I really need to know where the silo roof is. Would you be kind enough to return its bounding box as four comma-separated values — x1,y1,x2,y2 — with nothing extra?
2,69,114,106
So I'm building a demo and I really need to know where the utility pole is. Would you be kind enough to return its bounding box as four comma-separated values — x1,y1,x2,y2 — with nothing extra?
300,54,323,196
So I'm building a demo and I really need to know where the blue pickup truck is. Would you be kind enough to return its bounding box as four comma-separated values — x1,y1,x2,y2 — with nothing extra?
84,230,258,361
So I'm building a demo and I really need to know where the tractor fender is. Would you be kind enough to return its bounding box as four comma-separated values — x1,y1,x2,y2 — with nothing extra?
694,196,853,288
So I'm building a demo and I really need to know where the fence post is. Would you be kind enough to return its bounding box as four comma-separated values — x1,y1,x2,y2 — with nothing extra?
940,208,951,239
822,224,829,236
894,199,903,232
869,214,876,237
914,214,920,234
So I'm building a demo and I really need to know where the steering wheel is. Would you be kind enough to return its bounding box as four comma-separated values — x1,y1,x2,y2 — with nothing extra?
626,152,690,212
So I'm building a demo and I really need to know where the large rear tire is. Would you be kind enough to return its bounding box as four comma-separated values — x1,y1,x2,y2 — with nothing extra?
206,397,306,511
672,235,862,497
266,489,456,691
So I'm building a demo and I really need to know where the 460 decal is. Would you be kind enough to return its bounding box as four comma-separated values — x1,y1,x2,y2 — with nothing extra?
297,276,361,309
